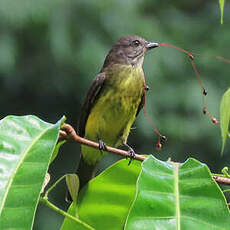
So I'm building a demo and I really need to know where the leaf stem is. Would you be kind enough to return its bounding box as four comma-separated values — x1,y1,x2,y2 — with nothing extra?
212,173,226,177
40,197,95,230
45,175,67,197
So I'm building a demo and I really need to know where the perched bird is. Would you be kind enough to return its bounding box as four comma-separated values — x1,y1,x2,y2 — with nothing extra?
76,35,159,190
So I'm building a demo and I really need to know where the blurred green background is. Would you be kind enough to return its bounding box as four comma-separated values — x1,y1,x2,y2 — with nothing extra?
0,0,229,229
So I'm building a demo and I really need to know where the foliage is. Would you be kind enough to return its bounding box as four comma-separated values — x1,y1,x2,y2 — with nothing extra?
125,156,230,230
0,1,229,229
0,115,62,229
219,0,225,24
220,89,230,153
62,159,141,230
0,101,229,229
220,88,230,154
65,174,80,203
77,159,141,230
62,156,230,230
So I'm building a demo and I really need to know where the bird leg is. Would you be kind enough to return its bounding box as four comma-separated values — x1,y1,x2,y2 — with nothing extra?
123,143,136,165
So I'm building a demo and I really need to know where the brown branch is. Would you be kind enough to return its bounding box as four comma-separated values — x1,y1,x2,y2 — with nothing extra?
59,124,146,162
213,176,230,185
59,124,230,185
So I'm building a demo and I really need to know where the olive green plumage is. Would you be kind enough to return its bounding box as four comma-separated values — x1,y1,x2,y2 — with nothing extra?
77,35,159,188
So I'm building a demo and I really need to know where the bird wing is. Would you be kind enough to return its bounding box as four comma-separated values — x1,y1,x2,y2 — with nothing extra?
135,93,145,117
78,72,106,137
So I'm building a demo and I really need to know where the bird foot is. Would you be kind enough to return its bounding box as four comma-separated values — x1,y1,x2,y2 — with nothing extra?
123,143,136,165
98,140,107,152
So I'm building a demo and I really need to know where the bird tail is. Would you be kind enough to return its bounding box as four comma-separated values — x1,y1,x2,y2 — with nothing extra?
66,156,97,202
77,156,97,189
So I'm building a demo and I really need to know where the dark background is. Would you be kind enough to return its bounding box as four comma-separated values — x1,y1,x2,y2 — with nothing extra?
0,1,229,229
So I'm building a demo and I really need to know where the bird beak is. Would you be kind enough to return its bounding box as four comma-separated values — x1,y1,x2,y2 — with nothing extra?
146,42,159,50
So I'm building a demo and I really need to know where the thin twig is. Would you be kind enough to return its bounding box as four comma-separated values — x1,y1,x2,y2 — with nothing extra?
59,124,230,185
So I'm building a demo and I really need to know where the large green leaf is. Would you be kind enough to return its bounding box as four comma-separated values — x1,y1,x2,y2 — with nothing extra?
220,88,230,155
62,159,141,230
0,115,62,230
125,155,230,230
78,159,141,230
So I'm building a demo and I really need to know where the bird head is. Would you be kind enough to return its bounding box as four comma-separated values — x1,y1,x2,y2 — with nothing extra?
103,35,159,69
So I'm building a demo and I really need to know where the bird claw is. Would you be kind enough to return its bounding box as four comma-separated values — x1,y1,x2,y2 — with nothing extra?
124,143,136,165
98,140,107,152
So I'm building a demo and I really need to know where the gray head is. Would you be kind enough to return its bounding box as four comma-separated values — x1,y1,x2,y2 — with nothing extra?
102,35,159,69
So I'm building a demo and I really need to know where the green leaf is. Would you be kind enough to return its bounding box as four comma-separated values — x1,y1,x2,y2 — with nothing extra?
219,0,225,24
62,159,141,230
0,115,62,230
66,174,80,203
220,88,230,154
125,155,230,230
78,159,141,230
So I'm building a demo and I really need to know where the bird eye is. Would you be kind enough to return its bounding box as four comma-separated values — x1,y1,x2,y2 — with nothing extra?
132,40,140,47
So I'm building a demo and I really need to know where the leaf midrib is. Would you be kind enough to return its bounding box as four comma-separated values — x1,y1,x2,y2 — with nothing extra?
0,123,52,215
173,162,180,230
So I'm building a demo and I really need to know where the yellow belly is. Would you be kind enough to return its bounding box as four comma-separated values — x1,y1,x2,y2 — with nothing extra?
82,65,145,164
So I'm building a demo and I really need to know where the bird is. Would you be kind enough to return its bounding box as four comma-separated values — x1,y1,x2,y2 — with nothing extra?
76,35,159,191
